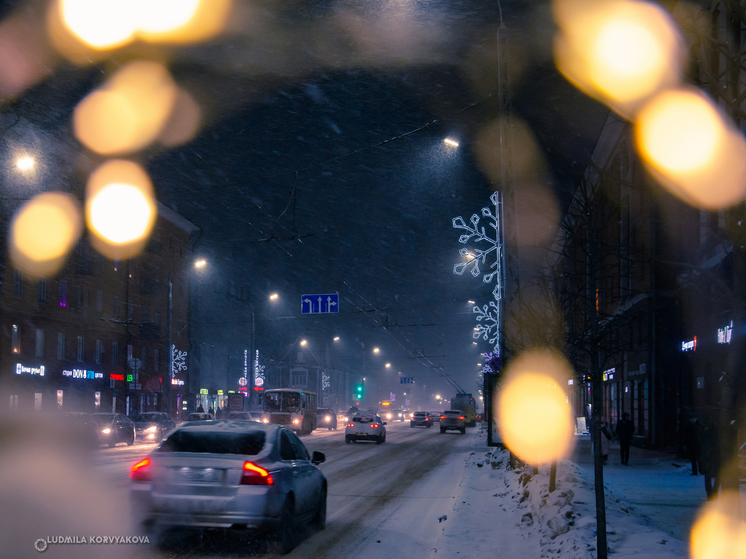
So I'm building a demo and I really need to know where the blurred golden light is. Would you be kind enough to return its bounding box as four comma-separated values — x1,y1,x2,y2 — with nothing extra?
85,160,156,260
444,138,459,147
270,293,279,300
157,88,202,148
497,349,575,465
10,193,82,278
137,0,233,44
74,61,177,155
553,0,683,117
300,340,307,346
373,347,380,354
60,0,137,50
690,492,746,559
385,363,391,368
635,88,746,209
194,259,206,268
333,336,340,341
16,156,34,171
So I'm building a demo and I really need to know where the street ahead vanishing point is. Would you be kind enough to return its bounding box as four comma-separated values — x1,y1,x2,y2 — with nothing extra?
301,293,339,314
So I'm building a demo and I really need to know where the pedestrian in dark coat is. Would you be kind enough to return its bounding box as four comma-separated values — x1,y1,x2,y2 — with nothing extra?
615,412,634,465
196,404,205,413
700,420,720,499
682,415,701,475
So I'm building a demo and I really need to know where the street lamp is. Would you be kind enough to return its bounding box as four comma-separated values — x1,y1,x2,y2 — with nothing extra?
16,156,34,171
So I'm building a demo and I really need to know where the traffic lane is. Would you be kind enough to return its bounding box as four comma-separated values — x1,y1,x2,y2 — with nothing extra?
288,423,482,559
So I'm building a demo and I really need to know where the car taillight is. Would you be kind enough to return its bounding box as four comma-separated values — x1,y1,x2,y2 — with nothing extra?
440,416,446,419
458,417,465,420
241,462,274,485
370,424,379,428
130,458,151,482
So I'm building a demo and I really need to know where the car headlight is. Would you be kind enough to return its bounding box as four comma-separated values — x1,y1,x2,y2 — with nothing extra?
146,426,157,433
293,419,300,424
262,418,269,423
102,428,111,434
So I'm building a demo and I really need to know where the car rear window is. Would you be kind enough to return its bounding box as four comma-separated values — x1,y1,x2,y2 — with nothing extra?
444,411,461,416
414,412,428,416
159,431,266,455
353,416,373,422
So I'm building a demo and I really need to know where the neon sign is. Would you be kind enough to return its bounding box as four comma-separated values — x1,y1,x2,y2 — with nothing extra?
254,350,265,391
681,337,697,352
62,369,103,380
16,363,44,376
110,373,124,381
171,378,184,386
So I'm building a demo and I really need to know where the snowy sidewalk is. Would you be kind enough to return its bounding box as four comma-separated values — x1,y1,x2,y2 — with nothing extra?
433,430,689,558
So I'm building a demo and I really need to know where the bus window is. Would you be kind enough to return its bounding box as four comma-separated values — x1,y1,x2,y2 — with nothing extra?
284,393,300,412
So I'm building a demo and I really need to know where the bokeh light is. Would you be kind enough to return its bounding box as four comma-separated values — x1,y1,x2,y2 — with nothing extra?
553,0,684,117
497,349,575,465
10,193,82,278
635,88,746,209
157,88,202,147
690,491,746,559
15,156,34,172
137,0,233,44
85,160,156,260
59,0,137,50
74,61,177,155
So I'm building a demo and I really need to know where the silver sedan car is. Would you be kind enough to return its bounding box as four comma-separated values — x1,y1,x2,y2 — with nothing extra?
130,420,327,554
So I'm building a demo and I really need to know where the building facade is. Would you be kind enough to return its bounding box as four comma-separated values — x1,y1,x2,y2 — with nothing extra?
1,203,198,419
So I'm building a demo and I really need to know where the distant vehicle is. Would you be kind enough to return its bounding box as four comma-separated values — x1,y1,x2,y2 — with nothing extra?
133,412,176,443
381,409,394,421
440,410,466,434
451,393,477,427
261,389,317,435
431,412,444,423
227,411,261,421
316,408,337,430
410,411,433,428
393,409,410,421
186,412,215,422
130,421,327,554
91,412,135,447
345,411,386,444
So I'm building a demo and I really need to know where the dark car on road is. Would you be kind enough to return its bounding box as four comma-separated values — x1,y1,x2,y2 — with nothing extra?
410,411,433,428
133,412,176,443
92,412,136,447
440,410,466,434
317,408,338,430
130,420,327,554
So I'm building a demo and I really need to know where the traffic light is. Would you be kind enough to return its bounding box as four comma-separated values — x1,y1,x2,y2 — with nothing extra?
355,384,363,400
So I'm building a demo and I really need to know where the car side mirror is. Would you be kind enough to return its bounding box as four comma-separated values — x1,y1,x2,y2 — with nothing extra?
312,451,325,465
383,422,387,425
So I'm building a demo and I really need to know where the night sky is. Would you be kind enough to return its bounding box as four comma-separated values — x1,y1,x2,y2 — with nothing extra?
2,0,609,398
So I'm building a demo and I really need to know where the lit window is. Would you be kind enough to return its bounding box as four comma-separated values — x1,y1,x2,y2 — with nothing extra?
12,325,20,354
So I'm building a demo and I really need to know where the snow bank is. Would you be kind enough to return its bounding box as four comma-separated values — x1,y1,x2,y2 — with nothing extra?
437,435,689,558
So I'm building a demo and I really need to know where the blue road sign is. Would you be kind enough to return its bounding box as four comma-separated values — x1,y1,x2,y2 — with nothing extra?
400,377,415,384
301,293,339,314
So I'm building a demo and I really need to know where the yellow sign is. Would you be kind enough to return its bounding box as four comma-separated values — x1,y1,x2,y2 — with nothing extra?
217,390,224,395
199,388,208,395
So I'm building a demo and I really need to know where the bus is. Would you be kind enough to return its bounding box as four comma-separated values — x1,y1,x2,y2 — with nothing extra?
260,389,317,435
451,393,477,427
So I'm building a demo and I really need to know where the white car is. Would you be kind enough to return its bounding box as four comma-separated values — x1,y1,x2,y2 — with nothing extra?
345,411,386,444
130,421,327,554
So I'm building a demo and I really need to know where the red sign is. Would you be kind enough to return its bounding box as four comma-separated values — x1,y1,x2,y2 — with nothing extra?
110,374,124,381
238,386,248,392
253,386,264,391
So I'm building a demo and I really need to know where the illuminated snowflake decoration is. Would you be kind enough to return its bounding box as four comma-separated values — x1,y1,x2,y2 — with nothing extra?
322,372,330,390
453,191,503,354
171,345,187,377
474,301,499,347
481,350,501,376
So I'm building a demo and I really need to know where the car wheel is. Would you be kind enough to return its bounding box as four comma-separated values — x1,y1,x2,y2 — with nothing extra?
108,437,116,448
461,428,466,434
410,422,414,428
375,434,384,445
426,424,432,428
269,498,297,555
328,426,333,431
440,427,445,434
312,486,327,531
345,435,352,444
127,431,135,446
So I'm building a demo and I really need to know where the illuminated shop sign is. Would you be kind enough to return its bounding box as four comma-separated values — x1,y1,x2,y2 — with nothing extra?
110,374,125,381
681,337,697,352
254,350,265,392
199,388,208,395
171,378,185,386
718,322,733,345
603,368,615,381
62,369,103,380
127,374,133,382
16,363,44,376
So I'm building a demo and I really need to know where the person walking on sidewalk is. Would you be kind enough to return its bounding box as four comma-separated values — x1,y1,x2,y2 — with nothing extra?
616,412,634,465
700,419,720,499
682,415,701,475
